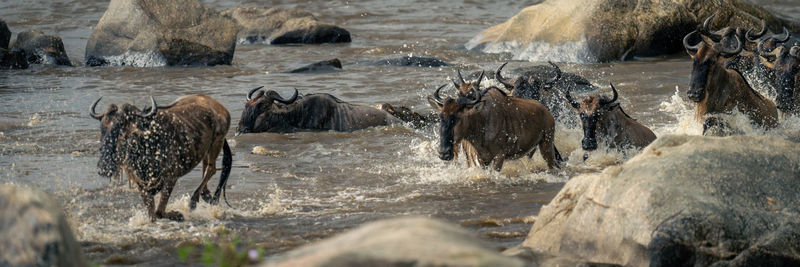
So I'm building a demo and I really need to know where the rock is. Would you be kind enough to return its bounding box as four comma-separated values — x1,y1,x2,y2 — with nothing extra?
11,30,72,66
522,135,800,266
263,216,525,267
362,56,450,67
0,184,86,266
287,58,342,73
0,19,10,50
222,7,350,45
85,0,238,67
0,47,29,69
467,0,800,62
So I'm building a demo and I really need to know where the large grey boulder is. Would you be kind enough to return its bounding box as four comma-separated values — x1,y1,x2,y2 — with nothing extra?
467,0,800,62
263,217,525,267
11,30,72,66
0,19,10,49
522,135,800,266
0,184,86,266
222,7,351,45
85,0,238,67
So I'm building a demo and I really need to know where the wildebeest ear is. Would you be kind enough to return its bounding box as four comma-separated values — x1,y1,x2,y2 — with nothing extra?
427,96,443,111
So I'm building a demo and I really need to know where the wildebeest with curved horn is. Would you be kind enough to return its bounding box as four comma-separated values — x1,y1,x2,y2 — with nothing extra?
757,32,800,115
428,82,561,171
565,83,656,155
683,13,778,135
90,95,232,222
237,87,402,134
493,61,583,126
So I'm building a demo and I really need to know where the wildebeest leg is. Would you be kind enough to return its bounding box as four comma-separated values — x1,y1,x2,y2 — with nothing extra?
540,139,560,169
154,178,183,221
526,147,538,158
702,117,730,136
199,164,212,202
190,161,215,210
491,154,505,171
139,189,157,222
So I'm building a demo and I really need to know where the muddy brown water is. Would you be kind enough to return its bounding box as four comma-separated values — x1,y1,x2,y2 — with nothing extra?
0,0,798,265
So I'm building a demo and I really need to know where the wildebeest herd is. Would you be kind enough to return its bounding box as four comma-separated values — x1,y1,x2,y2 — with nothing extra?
91,13,800,221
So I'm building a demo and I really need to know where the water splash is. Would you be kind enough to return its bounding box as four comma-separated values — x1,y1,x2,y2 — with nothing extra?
466,35,596,63
101,51,168,67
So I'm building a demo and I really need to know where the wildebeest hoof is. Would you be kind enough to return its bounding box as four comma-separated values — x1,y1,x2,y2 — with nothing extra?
201,188,213,202
165,211,184,222
189,199,198,210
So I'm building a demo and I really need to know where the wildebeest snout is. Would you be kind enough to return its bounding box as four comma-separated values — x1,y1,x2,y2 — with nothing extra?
582,138,598,151
438,148,454,161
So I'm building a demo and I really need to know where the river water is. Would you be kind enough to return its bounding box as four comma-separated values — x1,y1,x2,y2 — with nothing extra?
0,0,798,265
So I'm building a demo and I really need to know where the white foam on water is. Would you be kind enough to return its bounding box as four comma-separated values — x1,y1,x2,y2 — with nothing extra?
102,51,168,67
467,35,597,63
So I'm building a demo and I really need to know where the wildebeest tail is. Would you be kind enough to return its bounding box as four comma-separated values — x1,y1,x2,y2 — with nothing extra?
554,146,563,164
213,139,233,207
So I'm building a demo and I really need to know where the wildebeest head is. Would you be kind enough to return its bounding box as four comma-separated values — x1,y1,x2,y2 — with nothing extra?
428,84,487,161
495,61,561,101
452,69,485,96
90,96,158,178
566,83,619,151
758,34,799,112
236,86,299,135
683,13,744,103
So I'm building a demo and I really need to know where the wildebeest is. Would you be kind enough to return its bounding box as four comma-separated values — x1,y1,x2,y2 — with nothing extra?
428,84,561,171
377,103,437,129
495,61,561,100
565,83,656,154
757,33,800,115
91,95,232,222
683,15,778,135
237,87,402,134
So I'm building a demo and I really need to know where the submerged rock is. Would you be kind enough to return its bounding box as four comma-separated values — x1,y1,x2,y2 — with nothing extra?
522,135,800,265
222,7,350,45
468,0,800,62
0,19,10,49
85,0,238,67
0,184,86,266
11,30,72,66
286,58,342,73
263,217,525,267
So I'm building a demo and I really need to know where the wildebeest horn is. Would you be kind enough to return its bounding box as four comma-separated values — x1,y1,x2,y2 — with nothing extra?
247,86,264,101
719,34,743,57
457,69,466,85
269,88,299,104
464,87,483,106
774,27,791,43
142,96,157,117
432,84,446,105
564,86,580,109
90,96,104,120
494,62,514,89
683,30,703,52
600,83,619,106
546,61,562,85
475,70,485,89
745,19,767,42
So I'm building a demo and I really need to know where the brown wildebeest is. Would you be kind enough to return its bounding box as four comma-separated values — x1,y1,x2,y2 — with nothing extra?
565,83,656,154
757,33,800,115
683,15,778,135
236,87,401,134
91,95,232,222
428,84,561,171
